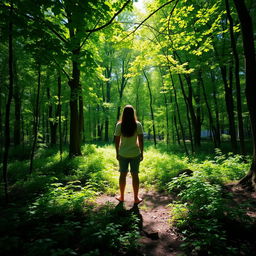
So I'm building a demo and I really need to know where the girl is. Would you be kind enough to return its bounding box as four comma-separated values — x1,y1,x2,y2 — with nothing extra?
114,105,144,204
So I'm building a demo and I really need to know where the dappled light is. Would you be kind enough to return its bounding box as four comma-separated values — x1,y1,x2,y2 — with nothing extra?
1,0,256,255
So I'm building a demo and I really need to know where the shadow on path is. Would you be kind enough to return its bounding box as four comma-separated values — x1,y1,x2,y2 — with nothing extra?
97,179,183,256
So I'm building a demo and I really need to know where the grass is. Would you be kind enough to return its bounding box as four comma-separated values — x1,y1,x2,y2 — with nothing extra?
0,141,255,256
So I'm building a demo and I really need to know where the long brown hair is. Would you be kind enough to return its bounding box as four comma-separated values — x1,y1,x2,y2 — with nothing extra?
120,105,137,137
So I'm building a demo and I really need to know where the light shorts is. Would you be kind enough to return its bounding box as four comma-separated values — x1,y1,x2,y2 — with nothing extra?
118,155,141,173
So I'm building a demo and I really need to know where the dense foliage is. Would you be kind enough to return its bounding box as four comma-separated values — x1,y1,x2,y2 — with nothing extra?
1,0,256,255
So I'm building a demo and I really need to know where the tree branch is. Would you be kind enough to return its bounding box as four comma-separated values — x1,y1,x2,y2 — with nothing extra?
121,0,178,41
0,3,68,43
86,0,132,33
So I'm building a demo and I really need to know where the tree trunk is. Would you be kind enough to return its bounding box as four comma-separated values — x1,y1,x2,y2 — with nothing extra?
173,51,201,148
184,74,201,148
170,75,189,155
69,47,82,156
13,56,21,145
57,73,62,160
116,60,129,121
226,0,245,154
47,87,57,145
2,2,14,202
159,68,170,146
79,84,84,142
233,0,256,188
0,83,2,152
164,93,170,147
29,65,41,174
220,65,238,153
143,70,157,147
198,71,218,148
210,70,221,147
178,74,194,152
104,66,111,142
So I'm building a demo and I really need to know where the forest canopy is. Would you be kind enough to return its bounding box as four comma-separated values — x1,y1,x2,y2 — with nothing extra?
1,0,256,255
1,0,256,183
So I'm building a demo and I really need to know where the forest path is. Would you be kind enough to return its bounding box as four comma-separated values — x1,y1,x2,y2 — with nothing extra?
96,175,183,256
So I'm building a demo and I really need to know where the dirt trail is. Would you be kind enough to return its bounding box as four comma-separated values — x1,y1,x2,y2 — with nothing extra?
96,175,183,256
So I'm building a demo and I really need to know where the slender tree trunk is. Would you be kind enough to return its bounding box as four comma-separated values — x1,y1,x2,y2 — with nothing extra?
57,73,63,160
159,68,170,147
220,65,238,153
2,2,14,201
21,112,24,146
173,51,201,148
29,65,41,174
13,57,21,145
233,0,256,187
104,66,111,142
170,76,189,156
164,93,170,147
64,112,68,145
46,111,49,144
116,60,129,121
169,90,180,144
226,0,245,154
178,74,194,152
198,71,218,148
47,87,57,145
210,70,221,147
194,82,202,148
184,74,201,148
79,84,84,143
143,70,157,146
0,84,2,152
135,79,141,118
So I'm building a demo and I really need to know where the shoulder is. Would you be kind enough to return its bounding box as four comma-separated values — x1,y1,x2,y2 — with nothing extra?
116,121,121,126
136,121,143,129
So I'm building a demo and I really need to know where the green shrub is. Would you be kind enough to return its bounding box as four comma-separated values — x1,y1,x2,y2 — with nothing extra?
140,148,188,189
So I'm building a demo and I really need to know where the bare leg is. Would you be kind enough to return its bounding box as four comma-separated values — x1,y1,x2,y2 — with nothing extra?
131,172,143,204
116,171,128,202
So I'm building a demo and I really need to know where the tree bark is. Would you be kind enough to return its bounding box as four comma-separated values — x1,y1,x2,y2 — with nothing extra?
29,65,41,174
57,73,62,160
220,65,238,153
116,59,129,121
13,56,21,145
0,81,2,152
170,75,189,155
210,70,221,147
104,65,112,142
2,1,14,202
47,87,57,145
178,74,194,152
233,0,256,187
226,0,245,154
198,70,218,148
68,47,82,156
143,70,157,147
79,83,84,142
173,51,201,148
68,15,82,156
184,74,201,148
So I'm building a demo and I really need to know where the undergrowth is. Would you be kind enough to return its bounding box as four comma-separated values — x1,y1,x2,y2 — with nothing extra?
1,143,255,256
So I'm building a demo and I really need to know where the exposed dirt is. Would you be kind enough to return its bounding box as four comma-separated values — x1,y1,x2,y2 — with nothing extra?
96,176,256,256
96,175,183,256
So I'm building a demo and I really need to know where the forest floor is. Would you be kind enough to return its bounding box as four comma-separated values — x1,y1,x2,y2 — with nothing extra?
96,175,183,256
96,175,256,256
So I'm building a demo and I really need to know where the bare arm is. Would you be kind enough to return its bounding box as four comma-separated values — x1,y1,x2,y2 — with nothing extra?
114,136,121,160
138,134,144,161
